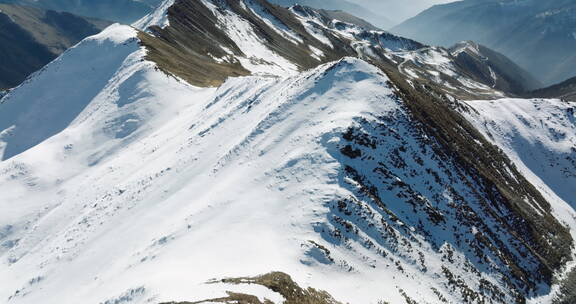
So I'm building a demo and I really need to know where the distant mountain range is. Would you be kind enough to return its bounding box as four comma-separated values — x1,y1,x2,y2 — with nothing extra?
0,0,164,23
392,0,576,87
0,4,110,89
528,75,576,101
268,0,394,29
348,0,453,26
449,40,542,93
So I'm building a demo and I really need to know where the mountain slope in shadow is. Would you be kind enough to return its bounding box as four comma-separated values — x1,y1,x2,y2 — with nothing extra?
0,4,110,89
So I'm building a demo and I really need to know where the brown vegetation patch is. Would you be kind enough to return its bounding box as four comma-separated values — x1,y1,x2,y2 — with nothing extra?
161,271,342,304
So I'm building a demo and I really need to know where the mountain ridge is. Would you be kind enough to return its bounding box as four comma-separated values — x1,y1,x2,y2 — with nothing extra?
449,40,542,93
136,0,538,100
267,0,394,29
0,0,574,303
527,76,576,102
392,0,576,87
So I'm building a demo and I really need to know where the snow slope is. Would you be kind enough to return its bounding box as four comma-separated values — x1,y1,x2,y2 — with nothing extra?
462,98,576,302
133,0,175,30
1,39,412,301
0,30,393,301
0,24,141,161
462,98,576,236
0,2,574,304
0,34,566,304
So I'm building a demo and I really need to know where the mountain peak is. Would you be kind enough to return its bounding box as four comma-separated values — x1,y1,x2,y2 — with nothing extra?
448,40,542,92
450,40,481,56
133,0,175,30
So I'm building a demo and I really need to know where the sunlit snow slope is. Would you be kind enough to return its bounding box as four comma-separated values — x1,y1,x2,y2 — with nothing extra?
0,24,429,303
463,98,576,236
462,98,576,303
0,1,575,304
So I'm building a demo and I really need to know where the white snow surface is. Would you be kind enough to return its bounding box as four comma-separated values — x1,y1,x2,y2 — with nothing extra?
1,6,575,303
133,0,175,30
200,0,299,76
463,98,576,236
0,24,447,302
0,29,445,301
463,98,576,302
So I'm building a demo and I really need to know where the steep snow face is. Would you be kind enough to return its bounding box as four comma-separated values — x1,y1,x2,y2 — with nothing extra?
199,0,299,76
133,0,175,30
0,53,404,303
462,98,576,303
0,24,140,161
0,49,565,303
0,22,216,266
462,99,576,234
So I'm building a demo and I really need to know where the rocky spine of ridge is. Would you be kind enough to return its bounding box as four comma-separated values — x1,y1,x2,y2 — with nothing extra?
449,41,542,94
137,0,355,86
137,0,538,100
383,60,573,287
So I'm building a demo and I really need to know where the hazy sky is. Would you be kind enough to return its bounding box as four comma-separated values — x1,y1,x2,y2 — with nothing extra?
349,0,456,23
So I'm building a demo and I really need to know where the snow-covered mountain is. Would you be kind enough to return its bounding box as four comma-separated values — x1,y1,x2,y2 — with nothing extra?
449,41,542,93
392,0,576,87
461,97,576,304
267,0,394,29
0,0,575,303
134,0,538,99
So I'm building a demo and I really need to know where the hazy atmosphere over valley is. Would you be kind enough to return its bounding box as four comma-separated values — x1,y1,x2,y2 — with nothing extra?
0,0,575,303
